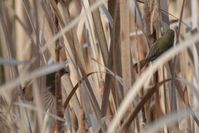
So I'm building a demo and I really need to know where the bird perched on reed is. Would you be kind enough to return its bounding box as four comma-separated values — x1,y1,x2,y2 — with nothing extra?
134,29,175,71
23,68,68,113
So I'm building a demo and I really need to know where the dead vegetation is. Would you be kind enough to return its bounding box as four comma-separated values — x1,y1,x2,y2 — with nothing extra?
0,0,199,133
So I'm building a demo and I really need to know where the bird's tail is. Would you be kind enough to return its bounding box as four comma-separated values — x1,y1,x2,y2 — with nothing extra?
133,59,147,72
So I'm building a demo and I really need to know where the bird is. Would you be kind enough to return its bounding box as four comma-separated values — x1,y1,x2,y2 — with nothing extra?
134,29,175,71
23,68,68,113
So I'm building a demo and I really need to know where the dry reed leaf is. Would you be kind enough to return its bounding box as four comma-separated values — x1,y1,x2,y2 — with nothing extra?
88,0,108,65
120,0,131,90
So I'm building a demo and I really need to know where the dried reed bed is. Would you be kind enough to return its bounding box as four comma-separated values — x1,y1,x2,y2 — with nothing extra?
0,0,199,133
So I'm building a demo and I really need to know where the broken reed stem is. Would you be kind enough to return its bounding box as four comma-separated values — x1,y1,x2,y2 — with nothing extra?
54,0,64,132
55,66,64,133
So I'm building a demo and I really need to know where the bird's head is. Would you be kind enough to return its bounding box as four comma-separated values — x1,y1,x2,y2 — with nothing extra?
165,29,175,41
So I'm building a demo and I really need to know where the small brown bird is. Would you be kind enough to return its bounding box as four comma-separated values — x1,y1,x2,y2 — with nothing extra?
23,68,68,113
134,29,175,71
